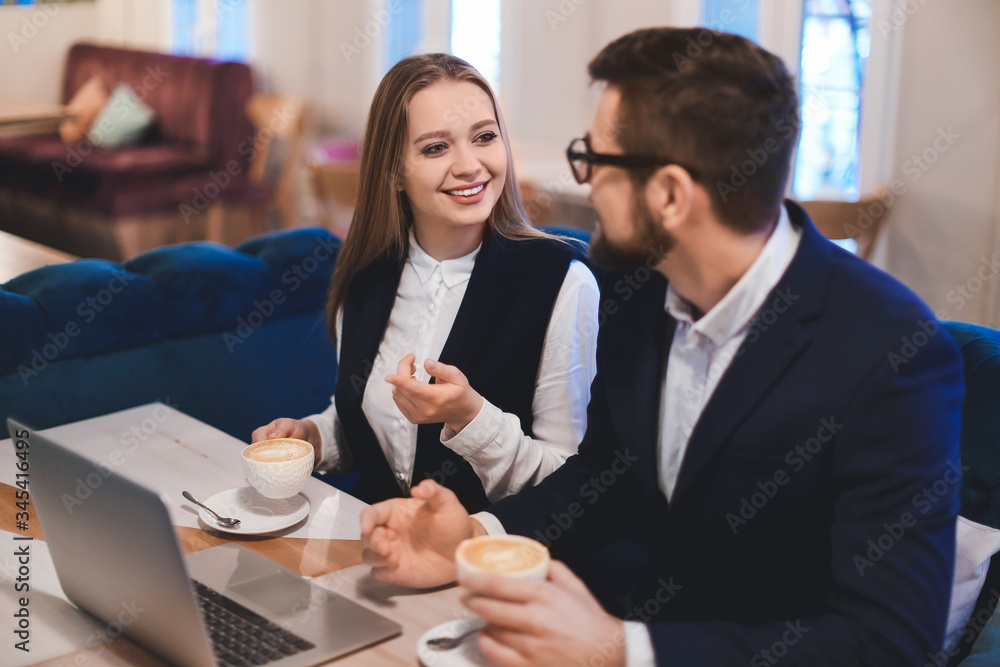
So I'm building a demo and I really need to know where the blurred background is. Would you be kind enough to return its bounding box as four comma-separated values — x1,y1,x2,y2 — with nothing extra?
0,0,997,327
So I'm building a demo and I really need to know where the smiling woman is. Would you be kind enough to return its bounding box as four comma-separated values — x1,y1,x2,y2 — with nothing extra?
252,54,601,512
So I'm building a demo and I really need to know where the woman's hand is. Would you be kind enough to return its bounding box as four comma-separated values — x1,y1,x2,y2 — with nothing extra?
386,354,484,432
250,418,322,467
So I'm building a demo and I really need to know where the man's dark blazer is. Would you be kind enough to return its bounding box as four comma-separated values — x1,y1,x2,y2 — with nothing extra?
488,201,965,665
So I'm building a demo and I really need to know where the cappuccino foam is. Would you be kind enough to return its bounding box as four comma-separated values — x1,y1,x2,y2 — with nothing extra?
245,439,311,463
459,537,547,575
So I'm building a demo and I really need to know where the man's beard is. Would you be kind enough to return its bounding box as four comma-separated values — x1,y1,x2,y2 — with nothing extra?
589,188,675,271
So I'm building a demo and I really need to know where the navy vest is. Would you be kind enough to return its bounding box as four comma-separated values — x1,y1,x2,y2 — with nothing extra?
335,229,586,512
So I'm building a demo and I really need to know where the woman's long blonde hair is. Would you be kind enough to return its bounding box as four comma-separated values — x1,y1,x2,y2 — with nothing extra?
326,53,545,340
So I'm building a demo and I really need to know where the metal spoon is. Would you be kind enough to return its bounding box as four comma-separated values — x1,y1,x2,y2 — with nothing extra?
426,626,480,651
182,491,241,528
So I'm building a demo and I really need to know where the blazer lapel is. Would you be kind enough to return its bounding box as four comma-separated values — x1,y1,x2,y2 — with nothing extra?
670,204,833,503
603,274,673,500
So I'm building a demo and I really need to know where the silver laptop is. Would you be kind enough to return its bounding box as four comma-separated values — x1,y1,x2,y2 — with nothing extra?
11,418,402,667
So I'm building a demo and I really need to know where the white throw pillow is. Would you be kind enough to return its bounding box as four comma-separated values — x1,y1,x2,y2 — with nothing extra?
945,516,1000,651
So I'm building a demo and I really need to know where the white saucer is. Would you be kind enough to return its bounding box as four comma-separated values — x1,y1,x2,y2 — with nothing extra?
196,487,309,535
417,617,492,667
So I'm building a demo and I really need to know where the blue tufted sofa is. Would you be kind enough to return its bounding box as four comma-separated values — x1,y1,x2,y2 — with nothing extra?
0,227,340,445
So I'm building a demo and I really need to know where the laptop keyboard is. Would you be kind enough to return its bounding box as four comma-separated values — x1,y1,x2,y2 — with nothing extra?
192,579,316,667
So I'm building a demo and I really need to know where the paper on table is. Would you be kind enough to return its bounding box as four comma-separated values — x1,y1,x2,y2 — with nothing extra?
0,539,107,667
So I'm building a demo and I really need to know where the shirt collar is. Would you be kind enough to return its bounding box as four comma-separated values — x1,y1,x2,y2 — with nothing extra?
665,204,801,345
407,228,481,289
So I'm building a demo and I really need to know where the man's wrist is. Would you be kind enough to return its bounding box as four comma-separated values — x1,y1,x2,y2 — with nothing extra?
471,517,489,537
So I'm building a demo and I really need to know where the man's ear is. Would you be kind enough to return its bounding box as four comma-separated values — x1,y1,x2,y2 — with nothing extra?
646,164,696,232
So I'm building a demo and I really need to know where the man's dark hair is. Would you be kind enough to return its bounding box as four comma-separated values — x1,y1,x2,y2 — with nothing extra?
588,27,799,233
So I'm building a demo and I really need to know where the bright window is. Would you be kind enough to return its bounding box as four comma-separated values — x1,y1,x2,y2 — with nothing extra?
385,0,423,72
171,0,251,63
450,0,501,90
383,0,501,90
703,0,758,41
792,0,872,200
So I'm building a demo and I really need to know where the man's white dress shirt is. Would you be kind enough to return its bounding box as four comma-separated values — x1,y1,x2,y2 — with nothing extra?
307,230,600,501
475,206,802,666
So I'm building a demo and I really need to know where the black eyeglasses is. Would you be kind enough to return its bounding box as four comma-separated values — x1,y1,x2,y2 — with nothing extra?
565,135,701,184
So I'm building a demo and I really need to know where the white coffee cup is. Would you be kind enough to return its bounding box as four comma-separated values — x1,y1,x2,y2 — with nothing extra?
455,535,550,581
241,438,314,499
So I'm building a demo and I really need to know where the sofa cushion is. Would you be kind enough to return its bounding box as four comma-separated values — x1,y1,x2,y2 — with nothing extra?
944,322,1000,528
237,227,341,317
948,517,1000,651
0,290,46,375
124,243,270,337
3,260,164,365
59,74,108,144
87,83,158,149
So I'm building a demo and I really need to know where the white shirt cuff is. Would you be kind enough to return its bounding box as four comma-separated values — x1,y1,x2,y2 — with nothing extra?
304,416,341,473
470,512,507,536
624,621,656,667
440,398,503,456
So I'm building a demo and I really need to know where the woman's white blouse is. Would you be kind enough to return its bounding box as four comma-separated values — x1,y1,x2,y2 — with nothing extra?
307,232,600,501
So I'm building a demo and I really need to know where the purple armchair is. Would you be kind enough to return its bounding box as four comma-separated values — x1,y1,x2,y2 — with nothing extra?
0,43,259,260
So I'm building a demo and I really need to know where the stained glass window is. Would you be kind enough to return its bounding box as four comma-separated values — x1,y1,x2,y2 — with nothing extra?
793,0,872,200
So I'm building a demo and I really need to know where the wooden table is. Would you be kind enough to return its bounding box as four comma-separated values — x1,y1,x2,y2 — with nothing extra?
0,98,69,138
0,405,469,666
0,230,78,284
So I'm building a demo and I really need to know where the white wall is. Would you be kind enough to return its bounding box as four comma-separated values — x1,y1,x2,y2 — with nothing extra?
251,0,371,136
880,0,1000,327
97,0,170,51
0,2,100,103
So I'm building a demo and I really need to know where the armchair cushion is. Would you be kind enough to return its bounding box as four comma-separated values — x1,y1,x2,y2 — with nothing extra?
87,83,157,149
59,74,108,144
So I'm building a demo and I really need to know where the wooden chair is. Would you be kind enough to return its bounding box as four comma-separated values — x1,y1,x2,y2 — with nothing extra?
310,160,360,239
797,186,892,261
206,95,309,244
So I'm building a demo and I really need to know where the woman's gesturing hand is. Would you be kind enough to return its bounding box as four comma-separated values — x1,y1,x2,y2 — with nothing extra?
386,354,484,432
